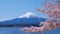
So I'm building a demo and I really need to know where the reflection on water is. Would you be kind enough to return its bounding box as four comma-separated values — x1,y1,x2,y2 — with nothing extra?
0,27,60,34
0,27,40,34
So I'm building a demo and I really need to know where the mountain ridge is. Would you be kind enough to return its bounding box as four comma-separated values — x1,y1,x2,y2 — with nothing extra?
0,12,46,27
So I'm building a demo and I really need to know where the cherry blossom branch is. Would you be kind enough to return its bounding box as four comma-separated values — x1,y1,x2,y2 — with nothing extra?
22,0,60,34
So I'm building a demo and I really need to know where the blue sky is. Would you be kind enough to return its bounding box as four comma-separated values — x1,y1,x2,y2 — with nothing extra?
0,0,48,21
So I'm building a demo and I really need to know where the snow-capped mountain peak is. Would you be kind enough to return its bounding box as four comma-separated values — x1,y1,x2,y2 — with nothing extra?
19,12,38,18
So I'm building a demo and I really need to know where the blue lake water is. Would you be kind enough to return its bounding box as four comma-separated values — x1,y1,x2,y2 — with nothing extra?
0,27,60,34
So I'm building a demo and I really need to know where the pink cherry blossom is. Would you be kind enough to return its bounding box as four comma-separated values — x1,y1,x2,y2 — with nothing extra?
22,0,60,34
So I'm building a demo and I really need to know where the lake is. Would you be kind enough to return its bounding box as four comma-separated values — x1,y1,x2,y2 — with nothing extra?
0,27,60,34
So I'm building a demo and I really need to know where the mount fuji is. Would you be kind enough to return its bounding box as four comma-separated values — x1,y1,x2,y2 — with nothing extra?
0,12,46,27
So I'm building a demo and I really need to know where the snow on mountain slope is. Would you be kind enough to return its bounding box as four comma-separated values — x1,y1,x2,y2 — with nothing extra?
19,12,39,18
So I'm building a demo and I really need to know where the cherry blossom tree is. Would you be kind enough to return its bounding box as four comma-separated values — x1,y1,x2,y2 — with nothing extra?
22,0,60,34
